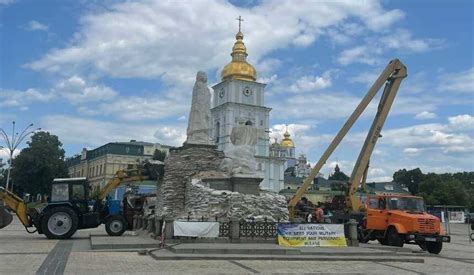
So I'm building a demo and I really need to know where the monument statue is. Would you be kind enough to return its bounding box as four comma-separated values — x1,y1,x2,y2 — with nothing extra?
220,124,264,177
186,71,212,145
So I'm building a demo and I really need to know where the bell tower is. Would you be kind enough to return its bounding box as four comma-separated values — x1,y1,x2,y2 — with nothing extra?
211,17,284,192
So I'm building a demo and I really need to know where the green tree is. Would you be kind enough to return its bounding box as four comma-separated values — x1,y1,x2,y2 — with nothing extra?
10,132,68,195
328,164,349,181
393,168,424,195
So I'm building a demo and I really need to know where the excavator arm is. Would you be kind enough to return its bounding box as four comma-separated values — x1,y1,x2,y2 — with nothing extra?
0,187,31,229
288,59,407,220
97,169,147,201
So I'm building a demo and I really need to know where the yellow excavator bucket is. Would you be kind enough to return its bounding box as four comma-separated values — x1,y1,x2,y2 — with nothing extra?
0,203,13,229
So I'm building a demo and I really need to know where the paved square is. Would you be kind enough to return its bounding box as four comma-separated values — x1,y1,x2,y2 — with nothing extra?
0,218,472,274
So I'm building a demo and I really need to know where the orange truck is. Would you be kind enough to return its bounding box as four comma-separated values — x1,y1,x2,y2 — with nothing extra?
362,194,450,254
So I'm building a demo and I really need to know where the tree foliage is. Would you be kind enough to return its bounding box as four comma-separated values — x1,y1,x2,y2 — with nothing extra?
393,169,474,211
328,164,349,181
10,132,68,196
393,168,423,195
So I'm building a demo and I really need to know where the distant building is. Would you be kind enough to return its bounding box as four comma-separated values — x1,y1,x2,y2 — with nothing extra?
269,128,297,170
365,181,410,195
66,140,171,187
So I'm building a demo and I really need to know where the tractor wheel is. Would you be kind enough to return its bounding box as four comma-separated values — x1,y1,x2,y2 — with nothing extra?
426,242,443,254
41,207,78,239
387,227,404,247
105,215,127,236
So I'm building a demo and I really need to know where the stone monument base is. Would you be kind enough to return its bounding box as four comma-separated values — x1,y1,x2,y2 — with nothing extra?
201,175,262,196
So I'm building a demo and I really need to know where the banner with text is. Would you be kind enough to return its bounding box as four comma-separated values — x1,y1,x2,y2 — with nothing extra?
277,223,347,247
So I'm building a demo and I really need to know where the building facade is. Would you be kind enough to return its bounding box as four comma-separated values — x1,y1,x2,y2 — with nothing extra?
66,141,171,187
210,28,284,192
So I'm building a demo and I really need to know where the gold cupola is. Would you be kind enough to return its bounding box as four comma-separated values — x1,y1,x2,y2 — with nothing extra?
221,28,257,82
281,128,295,148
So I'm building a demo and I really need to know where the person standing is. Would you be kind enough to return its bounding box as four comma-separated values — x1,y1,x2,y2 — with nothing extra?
314,203,325,223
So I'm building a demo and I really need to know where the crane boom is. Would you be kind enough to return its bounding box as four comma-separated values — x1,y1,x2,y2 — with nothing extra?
288,59,407,219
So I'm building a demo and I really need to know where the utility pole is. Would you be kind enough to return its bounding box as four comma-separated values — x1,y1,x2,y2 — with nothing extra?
0,121,40,191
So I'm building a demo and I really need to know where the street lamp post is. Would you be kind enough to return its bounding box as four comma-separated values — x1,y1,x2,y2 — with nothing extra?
0,121,41,191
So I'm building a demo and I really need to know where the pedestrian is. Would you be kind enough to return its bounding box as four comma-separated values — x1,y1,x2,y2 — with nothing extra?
314,203,325,223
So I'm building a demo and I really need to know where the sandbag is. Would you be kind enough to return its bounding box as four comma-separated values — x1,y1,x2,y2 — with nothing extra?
0,205,13,229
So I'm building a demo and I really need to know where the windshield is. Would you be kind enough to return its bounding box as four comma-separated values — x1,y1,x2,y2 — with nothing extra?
387,197,425,212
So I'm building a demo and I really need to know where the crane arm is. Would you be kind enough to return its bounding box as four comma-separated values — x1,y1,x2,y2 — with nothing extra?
288,59,407,219
347,63,407,210
97,169,147,200
0,187,30,228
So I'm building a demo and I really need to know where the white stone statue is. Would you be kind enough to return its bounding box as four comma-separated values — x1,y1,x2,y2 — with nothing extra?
186,71,212,145
221,124,264,177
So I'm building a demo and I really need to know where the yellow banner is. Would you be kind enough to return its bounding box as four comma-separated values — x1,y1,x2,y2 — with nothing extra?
277,223,347,247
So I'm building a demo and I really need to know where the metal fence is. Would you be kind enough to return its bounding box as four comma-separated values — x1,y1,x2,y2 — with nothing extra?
172,216,284,240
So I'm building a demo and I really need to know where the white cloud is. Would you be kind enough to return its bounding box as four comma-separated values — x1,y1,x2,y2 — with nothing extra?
0,76,117,108
0,0,15,5
380,29,442,53
403,147,421,155
438,68,474,93
338,46,380,66
369,167,386,177
349,70,379,86
0,149,20,161
414,111,437,120
55,76,117,104
448,114,474,131
0,88,54,108
24,20,49,31
41,115,185,147
337,28,442,66
94,93,189,121
289,71,333,93
269,90,380,122
257,74,277,85
27,0,407,85
381,122,474,154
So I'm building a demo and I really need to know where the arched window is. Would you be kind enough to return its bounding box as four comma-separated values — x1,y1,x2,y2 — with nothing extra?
245,120,253,126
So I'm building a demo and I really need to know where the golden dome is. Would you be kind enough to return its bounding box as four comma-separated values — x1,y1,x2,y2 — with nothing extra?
281,129,295,148
221,31,257,82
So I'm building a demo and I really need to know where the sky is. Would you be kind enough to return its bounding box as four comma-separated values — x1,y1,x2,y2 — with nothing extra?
0,0,473,181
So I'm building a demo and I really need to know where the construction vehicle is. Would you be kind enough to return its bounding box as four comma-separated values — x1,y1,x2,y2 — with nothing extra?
0,169,147,239
363,194,450,254
287,59,450,253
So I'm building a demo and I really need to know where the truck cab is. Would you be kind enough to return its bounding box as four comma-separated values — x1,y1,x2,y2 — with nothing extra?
364,194,450,254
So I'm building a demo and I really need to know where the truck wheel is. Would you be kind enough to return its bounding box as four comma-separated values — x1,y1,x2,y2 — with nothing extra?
105,215,127,236
426,242,443,254
377,237,388,245
41,207,78,239
387,227,403,247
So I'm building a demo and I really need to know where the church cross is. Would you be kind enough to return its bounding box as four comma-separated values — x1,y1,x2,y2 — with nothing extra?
236,16,244,32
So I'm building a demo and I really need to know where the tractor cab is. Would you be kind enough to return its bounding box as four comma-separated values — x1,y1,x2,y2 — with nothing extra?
51,178,89,202
50,178,91,214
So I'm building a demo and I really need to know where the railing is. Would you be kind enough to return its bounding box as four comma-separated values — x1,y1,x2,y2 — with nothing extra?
239,218,279,239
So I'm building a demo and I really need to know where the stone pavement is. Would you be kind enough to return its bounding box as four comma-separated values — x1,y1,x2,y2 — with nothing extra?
0,217,473,274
